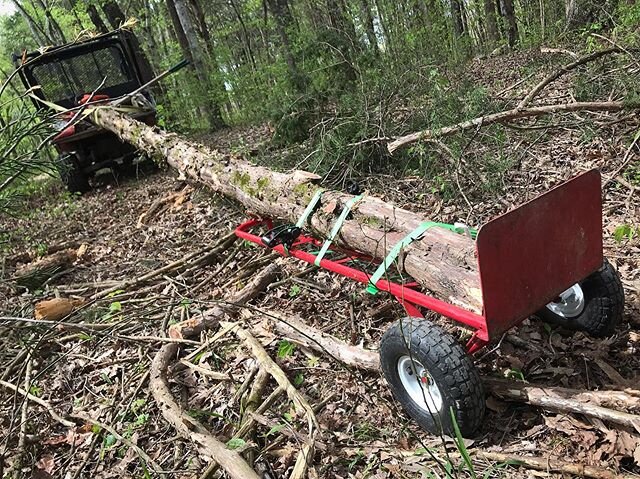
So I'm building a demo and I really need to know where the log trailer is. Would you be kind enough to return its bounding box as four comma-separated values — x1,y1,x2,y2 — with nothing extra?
236,169,625,437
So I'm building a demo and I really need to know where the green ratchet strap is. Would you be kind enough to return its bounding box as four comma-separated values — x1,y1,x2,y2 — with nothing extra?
296,189,323,228
366,221,478,294
315,194,363,266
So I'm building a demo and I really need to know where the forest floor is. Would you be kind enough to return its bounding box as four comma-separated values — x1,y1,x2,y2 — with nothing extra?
1,48,639,479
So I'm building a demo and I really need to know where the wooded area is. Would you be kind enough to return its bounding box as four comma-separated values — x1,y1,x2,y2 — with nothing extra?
1,0,640,478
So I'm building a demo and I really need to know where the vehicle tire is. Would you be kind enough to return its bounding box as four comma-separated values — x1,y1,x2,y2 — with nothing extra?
536,260,624,338
56,154,90,194
379,318,485,437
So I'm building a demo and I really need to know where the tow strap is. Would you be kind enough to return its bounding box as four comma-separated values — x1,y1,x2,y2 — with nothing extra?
366,222,477,294
314,194,364,266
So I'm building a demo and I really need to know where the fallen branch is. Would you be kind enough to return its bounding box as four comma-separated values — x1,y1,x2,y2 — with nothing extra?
168,261,281,339
231,322,319,477
13,248,79,289
476,451,631,479
257,311,640,431
263,312,379,370
71,413,164,476
485,377,640,432
93,231,236,300
0,379,75,428
519,48,622,108
150,344,260,479
150,261,282,479
387,101,636,153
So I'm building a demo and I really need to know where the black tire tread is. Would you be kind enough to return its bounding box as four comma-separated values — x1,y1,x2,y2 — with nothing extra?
379,318,485,437
538,260,624,337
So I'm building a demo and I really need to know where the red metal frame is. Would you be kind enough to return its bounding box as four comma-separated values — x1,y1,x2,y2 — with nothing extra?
234,170,603,355
235,218,490,352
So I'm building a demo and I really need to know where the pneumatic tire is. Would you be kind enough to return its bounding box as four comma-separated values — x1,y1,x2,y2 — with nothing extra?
379,318,485,437
536,259,624,338
56,154,90,194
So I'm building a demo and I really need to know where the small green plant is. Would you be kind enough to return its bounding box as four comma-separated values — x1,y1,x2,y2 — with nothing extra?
450,407,477,478
288,284,301,297
293,373,304,386
29,384,42,396
226,438,246,450
505,368,525,381
35,243,48,257
277,340,296,358
614,224,639,242
264,422,286,437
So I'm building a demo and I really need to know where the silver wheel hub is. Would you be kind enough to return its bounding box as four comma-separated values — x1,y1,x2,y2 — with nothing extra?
397,356,443,413
545,283,585,318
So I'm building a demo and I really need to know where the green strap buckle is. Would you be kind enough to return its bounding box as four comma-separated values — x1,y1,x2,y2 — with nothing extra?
315,194,363,266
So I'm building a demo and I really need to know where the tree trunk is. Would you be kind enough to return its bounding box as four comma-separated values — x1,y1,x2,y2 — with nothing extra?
265,0,305,91
12,0,50,46
326,0,359,82
501,0,518,47
165,0,193,63
451,0,466,37
92,108,483,313
101,0,125,28
188,0,212,52
359,0,379,55
86,4,108,33
484,0,499,44
228,0,257,70
172,0,227,129
101,0,155,83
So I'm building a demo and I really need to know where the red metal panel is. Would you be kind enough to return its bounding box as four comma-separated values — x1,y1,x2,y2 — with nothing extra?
476,169,603,339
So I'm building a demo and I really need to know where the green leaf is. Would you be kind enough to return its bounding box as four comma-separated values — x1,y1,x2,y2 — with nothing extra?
226,438,246,450
109,301,122,312
131,398,146,413
450,407,476,478
265,423,285,437
277,340,296,358
293,373,304,386
288,284,301,297
103,434,117,448
91,424,101,434
106,289,125,298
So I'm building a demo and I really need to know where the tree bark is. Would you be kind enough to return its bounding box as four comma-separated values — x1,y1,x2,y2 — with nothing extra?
92,108,483,313
486,378,640,431
172,0,227,129
500,0,518,47
265,0,305,91
484,0,499,44
101,1,155,83
451,0,466,37
86,4,108,33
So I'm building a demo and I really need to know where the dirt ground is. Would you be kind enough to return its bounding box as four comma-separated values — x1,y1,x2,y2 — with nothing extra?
1,49,639,478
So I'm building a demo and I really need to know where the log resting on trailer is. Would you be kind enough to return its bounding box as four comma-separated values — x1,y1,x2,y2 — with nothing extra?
92,108,482,313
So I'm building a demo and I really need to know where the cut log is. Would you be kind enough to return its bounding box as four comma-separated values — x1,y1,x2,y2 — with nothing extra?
34,297,84,321
14,248,78,289
92,108,482,313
